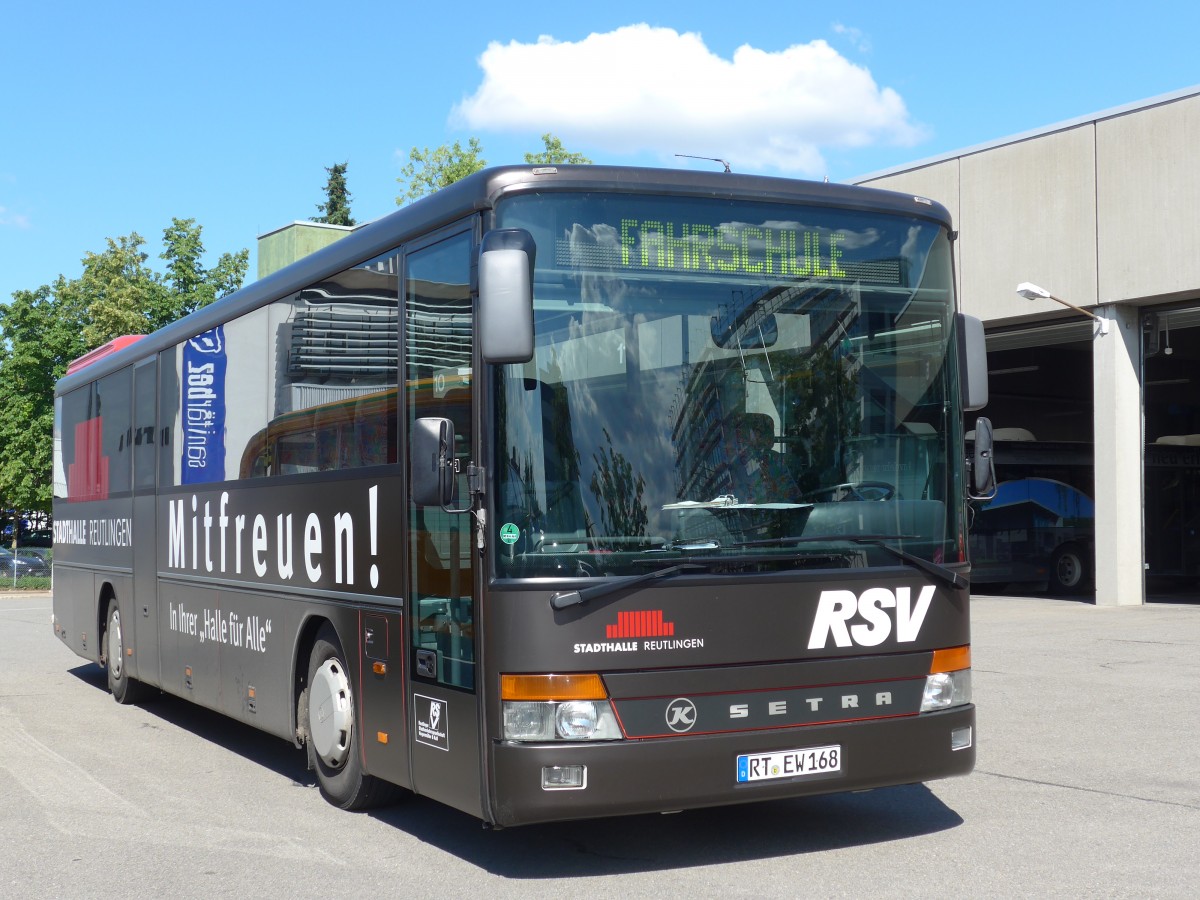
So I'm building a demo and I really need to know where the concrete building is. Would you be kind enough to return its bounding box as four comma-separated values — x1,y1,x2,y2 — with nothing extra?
257,221,355,280
854,86,1200,605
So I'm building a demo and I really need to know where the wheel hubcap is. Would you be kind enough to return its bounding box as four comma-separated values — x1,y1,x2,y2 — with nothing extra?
1058,555,1081,586
309,658,353,768
108,610,123,679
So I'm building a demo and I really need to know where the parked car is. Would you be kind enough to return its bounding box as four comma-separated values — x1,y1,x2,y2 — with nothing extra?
0,547,50,578
16,548,52,570
20,530,53,548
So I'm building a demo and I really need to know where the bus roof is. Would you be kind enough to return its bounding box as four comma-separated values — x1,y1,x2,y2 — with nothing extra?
55,165,953,395
65,335,146,375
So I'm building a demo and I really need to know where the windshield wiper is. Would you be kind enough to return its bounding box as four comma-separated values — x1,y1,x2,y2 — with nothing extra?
549,563,707,610
854,538,967,591
733,533,967,591
547,536,965,611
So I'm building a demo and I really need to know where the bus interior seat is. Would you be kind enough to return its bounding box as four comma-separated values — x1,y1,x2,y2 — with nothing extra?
966,427,1036,441
802,498,945,545
1155,434,1200,445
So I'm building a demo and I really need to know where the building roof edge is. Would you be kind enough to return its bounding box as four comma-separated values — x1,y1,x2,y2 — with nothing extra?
850,84,1200,184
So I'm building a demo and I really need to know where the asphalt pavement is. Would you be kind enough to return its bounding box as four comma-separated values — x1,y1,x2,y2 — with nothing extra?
2,589,1198,898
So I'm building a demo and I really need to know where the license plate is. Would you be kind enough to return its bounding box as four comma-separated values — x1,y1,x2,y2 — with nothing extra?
737,744,842,783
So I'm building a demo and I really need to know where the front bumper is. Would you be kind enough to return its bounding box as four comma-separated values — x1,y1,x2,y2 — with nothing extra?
488,705,975,826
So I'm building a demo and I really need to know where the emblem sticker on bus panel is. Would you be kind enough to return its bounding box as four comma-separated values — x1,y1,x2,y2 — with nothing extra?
414,693,449,750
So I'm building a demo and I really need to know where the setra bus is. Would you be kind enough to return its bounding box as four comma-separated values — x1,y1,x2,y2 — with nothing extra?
52,165,993,826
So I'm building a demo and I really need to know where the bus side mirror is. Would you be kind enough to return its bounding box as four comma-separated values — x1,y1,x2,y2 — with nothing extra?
411,417,457,507
956,313,989,412
479,228,535,364
970,416,997,499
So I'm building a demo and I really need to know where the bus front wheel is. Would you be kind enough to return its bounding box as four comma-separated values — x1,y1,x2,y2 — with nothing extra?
303,624,395,810
1049,543,1089,594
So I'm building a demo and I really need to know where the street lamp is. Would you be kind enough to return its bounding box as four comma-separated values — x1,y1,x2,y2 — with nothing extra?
1016,282,1109,335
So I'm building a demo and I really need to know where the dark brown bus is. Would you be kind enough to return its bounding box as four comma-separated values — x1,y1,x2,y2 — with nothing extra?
52,166,990,826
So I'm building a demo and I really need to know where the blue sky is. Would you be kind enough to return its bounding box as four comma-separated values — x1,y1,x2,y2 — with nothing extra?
2,1,1198,307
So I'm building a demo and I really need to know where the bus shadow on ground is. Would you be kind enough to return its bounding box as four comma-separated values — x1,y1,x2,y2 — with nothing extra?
69,663,961,876
374,787,964,878
68,663,314,786
370,780,963,878
369,782,960,883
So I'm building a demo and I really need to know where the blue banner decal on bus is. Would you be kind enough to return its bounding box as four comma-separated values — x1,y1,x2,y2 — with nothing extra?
181,326,227,484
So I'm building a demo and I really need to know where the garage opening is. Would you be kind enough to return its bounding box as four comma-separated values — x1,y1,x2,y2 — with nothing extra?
968,322,1095,595
1143,307,1200,597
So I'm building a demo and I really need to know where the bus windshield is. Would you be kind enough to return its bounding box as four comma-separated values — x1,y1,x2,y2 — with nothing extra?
493,192,963,578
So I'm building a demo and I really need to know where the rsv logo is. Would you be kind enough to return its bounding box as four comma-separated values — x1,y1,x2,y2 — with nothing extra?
807,586,935,649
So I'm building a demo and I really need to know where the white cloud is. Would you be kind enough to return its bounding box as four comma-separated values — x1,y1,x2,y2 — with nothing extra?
453,25,925,176
832,22,872,54
0,206,31,229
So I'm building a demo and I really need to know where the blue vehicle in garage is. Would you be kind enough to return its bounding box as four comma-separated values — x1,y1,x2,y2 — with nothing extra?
969,475,1094,593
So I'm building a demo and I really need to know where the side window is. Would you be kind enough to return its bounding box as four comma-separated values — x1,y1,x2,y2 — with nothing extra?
158,251,400,486
57,369,134,501
406,230,475,690
133,360,157,492
257,252,400,477
160,310,270,485
52,396,66,500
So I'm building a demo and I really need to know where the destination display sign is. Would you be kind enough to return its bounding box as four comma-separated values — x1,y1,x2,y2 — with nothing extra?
618,218,848,278
555,217,902,285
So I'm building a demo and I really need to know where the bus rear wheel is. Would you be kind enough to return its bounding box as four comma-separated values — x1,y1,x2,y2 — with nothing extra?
105,599,150,704
303,624,396,810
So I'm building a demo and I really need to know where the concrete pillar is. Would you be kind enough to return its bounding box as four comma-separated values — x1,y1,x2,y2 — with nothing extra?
1092,304,1144,605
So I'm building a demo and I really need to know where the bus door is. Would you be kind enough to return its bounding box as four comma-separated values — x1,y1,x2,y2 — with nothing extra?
131,357,160,684
404,229,484,817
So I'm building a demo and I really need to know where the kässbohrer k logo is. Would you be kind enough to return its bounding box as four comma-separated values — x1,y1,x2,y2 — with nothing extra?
665,697,698,732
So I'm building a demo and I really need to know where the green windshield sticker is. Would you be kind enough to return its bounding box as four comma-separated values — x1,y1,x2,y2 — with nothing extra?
499,523,520,545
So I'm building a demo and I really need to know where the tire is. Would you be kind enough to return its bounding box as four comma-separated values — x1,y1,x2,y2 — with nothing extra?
1049,544,1089,594
105,599,150,704
303,624,397,810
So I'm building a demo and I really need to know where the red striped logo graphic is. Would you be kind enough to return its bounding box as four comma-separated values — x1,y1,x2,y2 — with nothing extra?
606,610,675,639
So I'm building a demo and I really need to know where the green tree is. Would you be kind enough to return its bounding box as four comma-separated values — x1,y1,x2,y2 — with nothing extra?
0,221,247,516
312,161,356,226
588,427,648,543
396,138,486,205
159,218,248,319
0,280,90,515
524,133,592,166
79,232,166,345
83,219,247,346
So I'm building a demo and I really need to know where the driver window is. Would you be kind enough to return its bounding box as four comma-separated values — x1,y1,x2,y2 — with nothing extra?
405,230,475,691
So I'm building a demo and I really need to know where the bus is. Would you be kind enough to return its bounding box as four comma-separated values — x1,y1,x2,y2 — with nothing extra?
967,438,1095,593
52,165,991,827
967,435,1200,593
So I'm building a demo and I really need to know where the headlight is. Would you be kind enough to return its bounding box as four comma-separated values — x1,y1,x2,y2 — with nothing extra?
503,699,623,741
503,701,556,741
501,674,624,741
920,669,972,712
556,700,599,738
922,645,972,712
